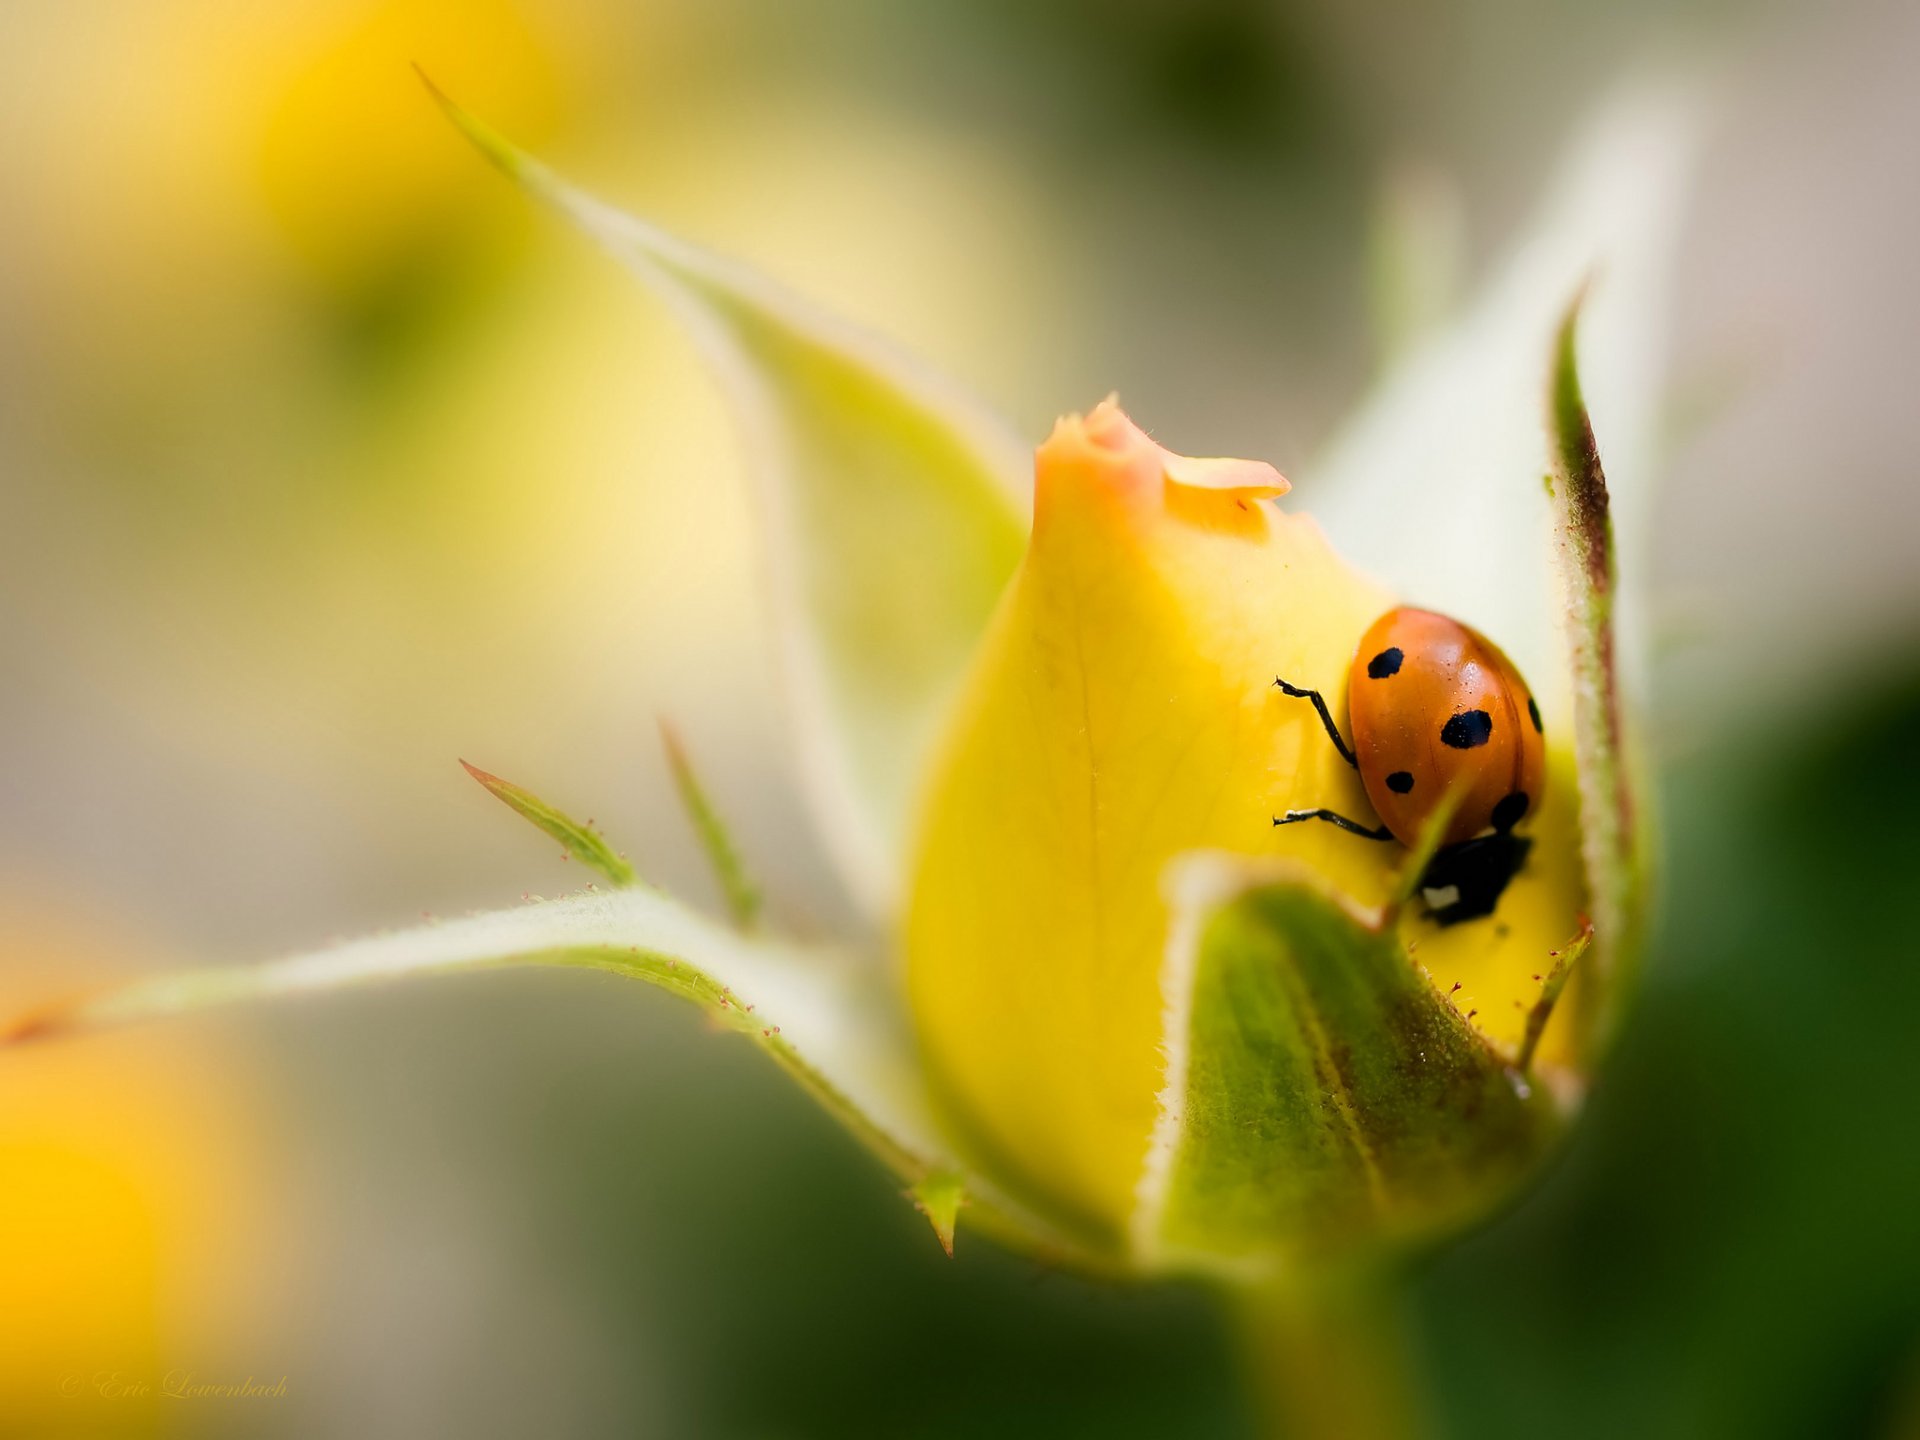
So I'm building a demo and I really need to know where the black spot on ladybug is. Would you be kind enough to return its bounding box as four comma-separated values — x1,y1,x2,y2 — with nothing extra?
1441,709,1493,749
1492,791,1530,831
1527,695,1543,733
1386,770,1414,794
1367,647,1404,679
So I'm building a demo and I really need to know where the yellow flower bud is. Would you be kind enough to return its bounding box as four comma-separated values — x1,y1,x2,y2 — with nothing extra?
905,399,1586,1246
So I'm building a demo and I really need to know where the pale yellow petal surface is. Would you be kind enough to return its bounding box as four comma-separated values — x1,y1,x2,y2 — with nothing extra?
904,401,1587,1240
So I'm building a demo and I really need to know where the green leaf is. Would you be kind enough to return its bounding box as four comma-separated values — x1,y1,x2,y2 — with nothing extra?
1,885,1090,1265
659,720,762,929
1135,856,1556,1280
1306,85,1700,726
5,890,910,1162
423,75,1029,921
462,759,637,887
1546,299,1648,1043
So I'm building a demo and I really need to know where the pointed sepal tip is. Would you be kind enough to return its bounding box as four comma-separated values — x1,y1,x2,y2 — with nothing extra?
460,759,638,889
910,1170,966,1257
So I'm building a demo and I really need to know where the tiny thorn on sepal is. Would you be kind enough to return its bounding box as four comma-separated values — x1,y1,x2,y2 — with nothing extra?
909,1170,967,1258
659,720,765,930
460,759,638,889
1515,918,1595,1073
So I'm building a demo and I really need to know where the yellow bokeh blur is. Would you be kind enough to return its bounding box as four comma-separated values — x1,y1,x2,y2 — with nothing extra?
0,895,273,1433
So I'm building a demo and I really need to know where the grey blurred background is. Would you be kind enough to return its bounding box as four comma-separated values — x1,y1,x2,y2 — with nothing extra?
2,0,1916,1434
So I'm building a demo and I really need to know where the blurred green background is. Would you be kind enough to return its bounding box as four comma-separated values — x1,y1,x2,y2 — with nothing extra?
2,0,1916,1435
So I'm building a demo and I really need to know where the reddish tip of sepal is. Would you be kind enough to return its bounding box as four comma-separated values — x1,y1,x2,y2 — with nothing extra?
460,759,520,804
917,1205,957,1259
908,1174,965,1258
0,1002,68,1048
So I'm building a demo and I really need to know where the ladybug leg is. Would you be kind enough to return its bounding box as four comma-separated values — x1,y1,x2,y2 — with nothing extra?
1271,678,1358,768
1272,809,1394,841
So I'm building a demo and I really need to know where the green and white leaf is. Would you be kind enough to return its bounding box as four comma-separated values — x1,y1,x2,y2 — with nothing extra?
1135,855,1556,1280
1547,300,1650,1042
1305,83,1700,726
427,79,1029,923
2,887,1077,1260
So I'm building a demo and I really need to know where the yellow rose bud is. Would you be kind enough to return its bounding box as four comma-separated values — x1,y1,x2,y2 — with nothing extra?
905,398,1585,1248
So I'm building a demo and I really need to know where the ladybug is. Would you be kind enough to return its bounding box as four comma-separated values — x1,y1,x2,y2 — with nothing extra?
1271,606,1546,925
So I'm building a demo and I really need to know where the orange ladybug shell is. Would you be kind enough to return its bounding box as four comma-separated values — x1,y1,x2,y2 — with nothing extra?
1346,607,1546,849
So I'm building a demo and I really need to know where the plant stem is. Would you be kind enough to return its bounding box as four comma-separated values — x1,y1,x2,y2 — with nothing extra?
1235,1267,1427,1440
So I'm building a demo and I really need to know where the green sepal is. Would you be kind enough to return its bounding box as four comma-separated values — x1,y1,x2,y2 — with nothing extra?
0,885,1094,1268
1135,857,1558,1280
1547,295,1653,1048
422,73,1027,922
